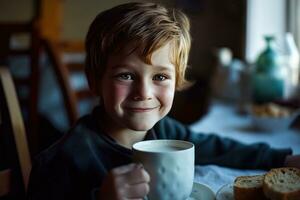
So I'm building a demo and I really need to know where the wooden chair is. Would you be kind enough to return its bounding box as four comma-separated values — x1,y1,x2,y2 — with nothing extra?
0,0,71,156
43,39,80,126
0,67,31,199
38,0,95,126
0,20,41,155
37,0,96,126
45,39,96,127
0,0,95,155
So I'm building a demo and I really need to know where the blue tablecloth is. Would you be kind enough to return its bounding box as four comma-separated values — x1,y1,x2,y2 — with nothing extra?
189,101,300,194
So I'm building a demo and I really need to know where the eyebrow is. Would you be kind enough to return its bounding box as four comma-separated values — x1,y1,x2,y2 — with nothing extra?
153,65,175,73
110,64,175,72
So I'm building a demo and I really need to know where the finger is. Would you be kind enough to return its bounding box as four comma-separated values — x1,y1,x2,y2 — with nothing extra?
125,182,150,199
112,163,142,175
122,166,150,185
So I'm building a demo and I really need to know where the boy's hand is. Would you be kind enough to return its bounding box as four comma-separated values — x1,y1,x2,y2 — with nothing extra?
98,163,150,200
284,154,300,168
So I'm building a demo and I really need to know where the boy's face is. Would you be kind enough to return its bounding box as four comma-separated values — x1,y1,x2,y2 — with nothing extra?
100,42,176,131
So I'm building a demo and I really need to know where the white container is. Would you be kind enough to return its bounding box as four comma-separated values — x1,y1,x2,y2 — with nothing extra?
282,33,300,97
132,140,194,200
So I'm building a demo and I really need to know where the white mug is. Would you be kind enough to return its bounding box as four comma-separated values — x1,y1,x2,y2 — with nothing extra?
132,140,195,200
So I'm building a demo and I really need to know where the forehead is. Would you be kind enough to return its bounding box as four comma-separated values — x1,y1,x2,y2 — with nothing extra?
151,43,174,68
107,42,175,70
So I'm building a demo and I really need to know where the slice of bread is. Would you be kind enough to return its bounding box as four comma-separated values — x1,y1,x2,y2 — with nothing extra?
234,174,268,200
263,167,300,200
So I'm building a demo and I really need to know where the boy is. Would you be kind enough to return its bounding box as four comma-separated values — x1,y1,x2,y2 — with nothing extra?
27,2,300,200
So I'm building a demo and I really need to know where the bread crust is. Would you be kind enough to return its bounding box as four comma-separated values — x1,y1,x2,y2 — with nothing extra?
263,167,300,200
234,175,268,200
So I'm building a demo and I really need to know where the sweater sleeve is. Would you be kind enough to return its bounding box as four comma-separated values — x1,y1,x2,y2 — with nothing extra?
26,155,74,200
26,152,96,200
154,117,292,170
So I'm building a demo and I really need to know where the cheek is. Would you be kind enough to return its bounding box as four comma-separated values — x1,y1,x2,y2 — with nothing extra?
109,84,131,102
157,85,175,107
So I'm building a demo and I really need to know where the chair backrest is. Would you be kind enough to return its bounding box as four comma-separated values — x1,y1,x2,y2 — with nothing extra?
1,0,96,132
43,39,79,125
0,20,41,155
0,0,71,153
0,67,31,198
39,0,97,127
43,33,96,127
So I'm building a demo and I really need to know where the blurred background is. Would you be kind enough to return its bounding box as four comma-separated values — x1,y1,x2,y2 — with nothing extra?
1,0,300,199
0,0,299,162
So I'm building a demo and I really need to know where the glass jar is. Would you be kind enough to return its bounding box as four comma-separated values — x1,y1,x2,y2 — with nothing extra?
252,36,287,103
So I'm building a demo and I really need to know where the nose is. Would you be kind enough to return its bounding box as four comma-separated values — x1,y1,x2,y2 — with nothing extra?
132,79,153,101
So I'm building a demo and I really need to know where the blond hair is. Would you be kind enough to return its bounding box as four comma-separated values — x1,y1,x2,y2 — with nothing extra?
85,2,191,92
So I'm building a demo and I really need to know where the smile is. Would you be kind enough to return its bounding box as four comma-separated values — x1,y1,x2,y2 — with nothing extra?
125,106,159,112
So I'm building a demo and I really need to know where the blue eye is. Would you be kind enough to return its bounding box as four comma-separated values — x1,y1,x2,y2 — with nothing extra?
153,74,168,81
116,73,134,80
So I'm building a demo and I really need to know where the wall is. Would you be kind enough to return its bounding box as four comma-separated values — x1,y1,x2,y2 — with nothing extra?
63,0,132,40
246,0,286,62
63,0,175,40
0,0,33,21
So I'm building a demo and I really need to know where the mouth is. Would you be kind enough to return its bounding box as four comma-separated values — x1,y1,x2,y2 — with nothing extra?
124,106,159,113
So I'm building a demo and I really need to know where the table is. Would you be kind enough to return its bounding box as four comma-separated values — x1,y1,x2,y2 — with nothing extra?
189,101,300,194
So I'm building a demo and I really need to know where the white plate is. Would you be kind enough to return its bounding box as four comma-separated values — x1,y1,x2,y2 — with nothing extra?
188,182,215,200
216,184,234,200
144,182,215,200
251,114,296,131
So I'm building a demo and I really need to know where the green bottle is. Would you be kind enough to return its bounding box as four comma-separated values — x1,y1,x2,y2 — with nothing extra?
252,36,285,103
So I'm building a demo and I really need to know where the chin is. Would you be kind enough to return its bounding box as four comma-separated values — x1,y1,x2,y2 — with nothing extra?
126,119,158,131
128,123,155,131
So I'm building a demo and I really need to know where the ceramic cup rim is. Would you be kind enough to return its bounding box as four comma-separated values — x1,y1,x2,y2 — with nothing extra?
132,139,194,154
